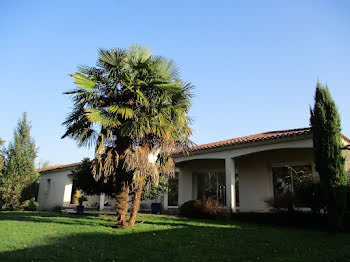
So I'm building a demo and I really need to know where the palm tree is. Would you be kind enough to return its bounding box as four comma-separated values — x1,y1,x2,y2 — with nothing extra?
63,45,193,227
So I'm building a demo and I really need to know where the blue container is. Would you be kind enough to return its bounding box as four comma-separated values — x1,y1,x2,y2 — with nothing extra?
151,203,161,214
76,205,84,214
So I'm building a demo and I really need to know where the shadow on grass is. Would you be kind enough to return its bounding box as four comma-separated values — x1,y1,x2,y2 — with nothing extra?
0,211,237,229
0,223,246,262
1,213,350,262
0,211,112,227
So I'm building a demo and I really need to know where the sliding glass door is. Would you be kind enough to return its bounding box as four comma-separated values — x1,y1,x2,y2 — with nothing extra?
195,171,226,206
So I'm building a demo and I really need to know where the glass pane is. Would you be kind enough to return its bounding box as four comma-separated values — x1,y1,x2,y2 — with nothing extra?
197,172,209,200
235,172,239,207
196,171,225,206
272,165,313,209
207,172,217,200
272,167,293,208
168,177,178,206
290,165,312,207
214,171,226,206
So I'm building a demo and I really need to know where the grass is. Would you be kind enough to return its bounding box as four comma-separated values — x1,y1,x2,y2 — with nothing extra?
0,212,350,262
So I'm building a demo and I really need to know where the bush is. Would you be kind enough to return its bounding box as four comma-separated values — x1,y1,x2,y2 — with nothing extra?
264,181,325,214
264,193,294,212
24,198,38,211
194,198,221,218
180,199,224,219
179,200,198,218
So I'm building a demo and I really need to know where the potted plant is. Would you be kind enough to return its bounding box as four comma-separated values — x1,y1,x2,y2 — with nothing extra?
151,203,161,214
77,195,87,214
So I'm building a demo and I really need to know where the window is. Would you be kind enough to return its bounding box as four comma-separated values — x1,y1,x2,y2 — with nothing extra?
272,165,312,208
168,173,178,206
45,178,51,193
196,171,226,206
235,169,239,207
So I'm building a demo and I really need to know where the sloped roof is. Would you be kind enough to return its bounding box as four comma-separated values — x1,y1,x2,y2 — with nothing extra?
39,162,82,173
186,127,312,153
39,127,350,173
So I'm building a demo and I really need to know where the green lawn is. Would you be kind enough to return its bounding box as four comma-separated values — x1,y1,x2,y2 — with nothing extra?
0,212,349,262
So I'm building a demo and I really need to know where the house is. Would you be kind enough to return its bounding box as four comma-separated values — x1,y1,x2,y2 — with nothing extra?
38,127,350,213
37,162,163,211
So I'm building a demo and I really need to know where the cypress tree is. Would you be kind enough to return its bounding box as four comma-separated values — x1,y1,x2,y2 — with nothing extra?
0,139,4,169
310,82,347,232
0,113,39,210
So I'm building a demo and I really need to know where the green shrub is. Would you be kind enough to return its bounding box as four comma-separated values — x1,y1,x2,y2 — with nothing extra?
24,198,38,211
179,199,224,219
179,200,198,218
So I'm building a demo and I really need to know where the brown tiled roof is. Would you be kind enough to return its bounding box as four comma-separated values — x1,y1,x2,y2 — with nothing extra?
186,127,312,153
343,135,350,144
39,162,82,173
39,127,350,172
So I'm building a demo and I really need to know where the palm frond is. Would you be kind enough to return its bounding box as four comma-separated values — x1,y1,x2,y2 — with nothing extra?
108,105,134,119
84,108,121,127
70,73,96,90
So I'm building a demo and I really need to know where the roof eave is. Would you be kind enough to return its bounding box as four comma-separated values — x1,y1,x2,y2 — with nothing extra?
173,133,313,158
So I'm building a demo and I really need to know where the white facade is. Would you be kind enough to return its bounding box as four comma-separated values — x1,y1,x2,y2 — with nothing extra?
173,135,315,212
37,168,74,210
38,166,163,211
38,130,350,213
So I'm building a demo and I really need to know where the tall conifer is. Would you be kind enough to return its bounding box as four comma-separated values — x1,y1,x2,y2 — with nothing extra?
310,82,347,232
0,113,39,210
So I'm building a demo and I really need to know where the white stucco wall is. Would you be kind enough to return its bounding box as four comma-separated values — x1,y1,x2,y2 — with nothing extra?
343,148,350,174
37,168,73,210
38,167,165,211
236,148,314,212
173,136,314,212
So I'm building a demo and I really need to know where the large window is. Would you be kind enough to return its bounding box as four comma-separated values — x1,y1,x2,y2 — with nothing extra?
272,164,312,208
235,170,239,207
168,173,179,206
196,171,226,206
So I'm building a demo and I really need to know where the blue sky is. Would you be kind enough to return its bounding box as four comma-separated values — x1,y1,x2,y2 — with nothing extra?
1,0,349,166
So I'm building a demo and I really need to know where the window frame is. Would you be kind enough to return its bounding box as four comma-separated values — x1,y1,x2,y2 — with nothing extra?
270,161,315,209
193,169,226,207
167,172,179,208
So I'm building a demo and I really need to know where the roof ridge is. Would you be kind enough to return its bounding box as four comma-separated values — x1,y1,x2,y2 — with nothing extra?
42,127,350,173
191,127,311,148
187,127,312,152
262,127,311,135
39,161,82,173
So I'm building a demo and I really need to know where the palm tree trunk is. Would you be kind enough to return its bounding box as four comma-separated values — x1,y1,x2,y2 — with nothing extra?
116,186,129,228
129,179,144,227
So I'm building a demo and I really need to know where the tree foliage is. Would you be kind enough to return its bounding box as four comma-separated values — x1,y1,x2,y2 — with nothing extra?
0,113,39,210
0,139,4,169
63,45,193,227
70,158,168,200
141,175,168,201
310,82,347,232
